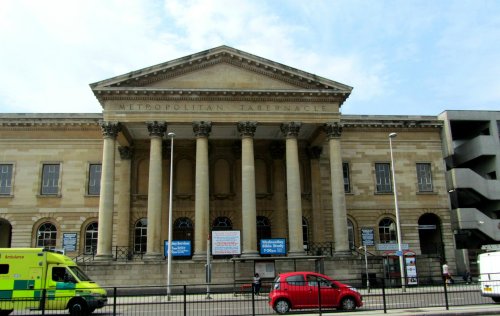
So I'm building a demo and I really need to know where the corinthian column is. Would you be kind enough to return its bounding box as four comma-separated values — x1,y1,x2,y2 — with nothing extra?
323,122,350,255
280,122,305,256
96,121,121,260
117,146,133,249
192,121,212,260
145,121,167,260
307,146,325,243
238,121,258,257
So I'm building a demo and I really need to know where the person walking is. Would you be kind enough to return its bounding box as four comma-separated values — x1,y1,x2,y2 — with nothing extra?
253,273,261,295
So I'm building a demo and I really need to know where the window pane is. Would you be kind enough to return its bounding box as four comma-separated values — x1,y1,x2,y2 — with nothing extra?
37,223,57,249
41,164,60,195
416,163,433,192
88,164,102,195
379,218,397,243
134,219,147,254
0,164,13,195
343,162,350,193
375,163,392,193
85,222,98,254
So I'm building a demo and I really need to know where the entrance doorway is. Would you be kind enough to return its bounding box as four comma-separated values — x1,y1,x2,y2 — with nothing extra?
0,219,12,247
418,213,443,257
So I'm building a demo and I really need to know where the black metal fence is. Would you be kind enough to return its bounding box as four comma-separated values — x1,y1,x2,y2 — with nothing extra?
1,277,496,316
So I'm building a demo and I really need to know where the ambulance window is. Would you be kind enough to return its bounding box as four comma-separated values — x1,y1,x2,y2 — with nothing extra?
69,266,91,282
0,264,8,274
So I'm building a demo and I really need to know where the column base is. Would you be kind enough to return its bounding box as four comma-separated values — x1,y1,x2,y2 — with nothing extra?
333,250,353,257
143,252,164,261
241,251,259,259
192,252,207,261
287,250,306,257
94,254,113,262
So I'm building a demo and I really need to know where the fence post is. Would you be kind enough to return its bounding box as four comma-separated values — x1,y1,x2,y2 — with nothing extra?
112,287,117,316
252,285,256,316
41,288,46,316
443,277,449,310
318,281,322,315
382,277,387,314
183,285,187,316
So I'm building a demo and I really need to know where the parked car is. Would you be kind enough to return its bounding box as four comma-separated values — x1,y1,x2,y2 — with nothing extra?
268,271,362,314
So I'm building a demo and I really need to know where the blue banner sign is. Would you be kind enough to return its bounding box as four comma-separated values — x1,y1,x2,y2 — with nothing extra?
260,238,286,255
164,240,192,257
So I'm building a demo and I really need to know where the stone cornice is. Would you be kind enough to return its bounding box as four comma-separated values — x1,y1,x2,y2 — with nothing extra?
0,114,102,129
341,116,443,129
92,88,348,104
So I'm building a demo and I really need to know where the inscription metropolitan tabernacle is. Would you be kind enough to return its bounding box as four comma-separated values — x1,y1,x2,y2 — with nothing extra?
117,103,331,113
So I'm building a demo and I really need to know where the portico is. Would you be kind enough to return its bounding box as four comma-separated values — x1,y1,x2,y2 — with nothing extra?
90,46,352,260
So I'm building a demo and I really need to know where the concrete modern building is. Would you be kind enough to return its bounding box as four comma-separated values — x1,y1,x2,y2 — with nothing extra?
0,46,454,286
439,110,500,275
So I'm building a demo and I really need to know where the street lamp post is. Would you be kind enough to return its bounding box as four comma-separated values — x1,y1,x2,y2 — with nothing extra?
359,244,370,292
389,132,406,291
167,132,175,300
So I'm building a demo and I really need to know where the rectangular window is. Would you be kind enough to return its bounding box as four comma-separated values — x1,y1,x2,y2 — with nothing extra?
41,164,60,195
343,162,351,193
416,163,433,192
375,163,392,193
0,164,13,195
0,264,9,274
88,164,102,195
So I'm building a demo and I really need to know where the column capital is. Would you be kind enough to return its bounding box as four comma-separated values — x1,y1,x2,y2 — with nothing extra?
99,121,121,138
307,146,323,159
146,121,167,137
118,146,133,160
323,122,343,138
269,141,285,160
280,122,302,138
237,121,257,137
193,121,212,137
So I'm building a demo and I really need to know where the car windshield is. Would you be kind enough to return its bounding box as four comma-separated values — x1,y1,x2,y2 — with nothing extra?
273,276,281,289
68,266,92,282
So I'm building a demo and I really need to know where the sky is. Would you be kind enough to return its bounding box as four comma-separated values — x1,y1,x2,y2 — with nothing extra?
0,0,499,116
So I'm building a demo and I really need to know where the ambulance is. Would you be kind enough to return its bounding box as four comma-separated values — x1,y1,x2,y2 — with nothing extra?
0,248,107,316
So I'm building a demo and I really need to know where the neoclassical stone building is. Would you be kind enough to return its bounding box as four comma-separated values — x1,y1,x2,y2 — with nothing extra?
0,46,453,286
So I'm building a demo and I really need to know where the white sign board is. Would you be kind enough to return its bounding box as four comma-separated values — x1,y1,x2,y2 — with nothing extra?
212,230,241,255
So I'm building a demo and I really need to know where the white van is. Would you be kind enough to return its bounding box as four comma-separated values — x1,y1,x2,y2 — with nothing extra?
478,251,500,303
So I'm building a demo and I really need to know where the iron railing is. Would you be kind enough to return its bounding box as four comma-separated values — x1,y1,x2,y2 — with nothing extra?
0,277,495,316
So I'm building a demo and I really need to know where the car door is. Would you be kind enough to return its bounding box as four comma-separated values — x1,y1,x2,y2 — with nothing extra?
284,274,309,308
306,274,340,308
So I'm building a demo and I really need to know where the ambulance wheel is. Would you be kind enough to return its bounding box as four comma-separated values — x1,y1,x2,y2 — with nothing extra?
0,309,13,316
492,297,500,303
68,299,89,316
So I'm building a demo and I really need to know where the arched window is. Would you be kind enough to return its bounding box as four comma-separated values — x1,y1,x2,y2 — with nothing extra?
257,216,271,250
347,219,355,249
37,222,57,249
134,218,147,254
174,217,193,241
84,222,98,254
379,218,397,244
212,217,233,230
302,217,309,250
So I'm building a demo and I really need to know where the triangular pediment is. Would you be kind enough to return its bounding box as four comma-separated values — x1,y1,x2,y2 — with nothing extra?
90,46,352,94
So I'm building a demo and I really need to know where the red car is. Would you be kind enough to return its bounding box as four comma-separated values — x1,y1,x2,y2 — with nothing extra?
268,271,363,314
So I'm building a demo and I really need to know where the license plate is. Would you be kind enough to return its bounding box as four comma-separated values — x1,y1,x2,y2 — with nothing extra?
484,286,492,292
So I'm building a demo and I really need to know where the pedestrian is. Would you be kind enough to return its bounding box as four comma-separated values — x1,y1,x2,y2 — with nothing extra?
253,273,261,295
463,270,472,284
442,261,453,284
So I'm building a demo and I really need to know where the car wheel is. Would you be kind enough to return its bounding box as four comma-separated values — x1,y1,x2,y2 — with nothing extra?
0,309,13,316
274,299,291,314
492,297,500,303
69,299,89,316
339,297,356,311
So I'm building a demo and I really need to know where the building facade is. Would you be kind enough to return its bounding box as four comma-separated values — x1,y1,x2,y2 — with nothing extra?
439,110,500,274
0,46,454,285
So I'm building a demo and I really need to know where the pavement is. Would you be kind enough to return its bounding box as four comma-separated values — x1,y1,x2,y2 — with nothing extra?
332,304,500,315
